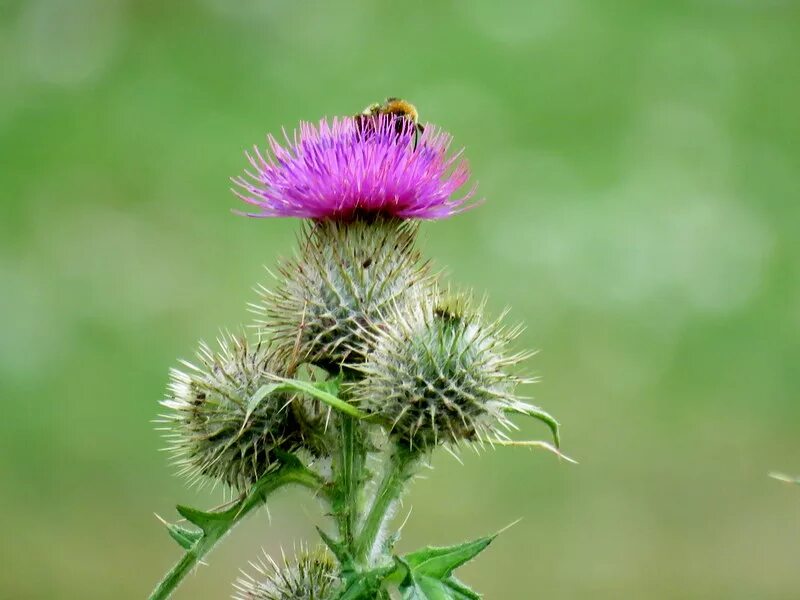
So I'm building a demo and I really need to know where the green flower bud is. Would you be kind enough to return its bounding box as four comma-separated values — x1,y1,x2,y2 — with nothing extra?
158,334,327,491
352,293,530,451
233,546,339,600
255,218,432,373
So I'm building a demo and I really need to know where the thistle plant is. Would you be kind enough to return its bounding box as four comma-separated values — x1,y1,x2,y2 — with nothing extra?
150,105,572,599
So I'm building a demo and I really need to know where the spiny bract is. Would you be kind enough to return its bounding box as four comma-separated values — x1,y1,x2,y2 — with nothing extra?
159,334,322,491
352,293,530,451
255,218,433,373
233,546,340,600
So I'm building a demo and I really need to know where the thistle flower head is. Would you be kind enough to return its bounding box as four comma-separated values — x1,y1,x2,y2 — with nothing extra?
233,546,339,600
256,218,434,372
352,292,531,451
232,115,476,220
158,334,326,491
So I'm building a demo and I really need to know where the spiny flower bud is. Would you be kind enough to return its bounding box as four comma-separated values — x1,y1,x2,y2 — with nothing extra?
352,294,531,451
158,334,326,491
256,218,433,372
233,546,339,600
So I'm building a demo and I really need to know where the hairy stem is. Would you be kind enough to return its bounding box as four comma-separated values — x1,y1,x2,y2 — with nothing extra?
149,552,200,600
334,414,367,550
149,464,325,600
354,447,417,564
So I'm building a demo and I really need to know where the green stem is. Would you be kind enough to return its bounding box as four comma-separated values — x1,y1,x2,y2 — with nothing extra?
149,553,197,600
334,415,366,549
353,447,417,564
149,464,324,600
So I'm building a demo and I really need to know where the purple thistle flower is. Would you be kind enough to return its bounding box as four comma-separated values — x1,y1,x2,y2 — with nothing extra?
232,115,477,220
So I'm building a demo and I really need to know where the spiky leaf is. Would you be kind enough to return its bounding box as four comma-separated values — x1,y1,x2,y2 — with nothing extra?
149,459,323,600
315,526,351,567
164,522,203,550
338,564,396,600
175,504,231,534
396,536,494,600
400,575,480,600
402,536,494,579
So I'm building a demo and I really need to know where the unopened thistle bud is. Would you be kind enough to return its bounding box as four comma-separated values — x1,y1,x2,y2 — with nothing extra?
256,218,433,372
158,334,327,491
233,546,339,600
352,294,531,451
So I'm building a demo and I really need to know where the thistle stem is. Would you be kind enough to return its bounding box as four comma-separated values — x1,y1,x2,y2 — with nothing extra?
148,464,324,600
334,414,366,548
149,552,199,600
353,447,417,564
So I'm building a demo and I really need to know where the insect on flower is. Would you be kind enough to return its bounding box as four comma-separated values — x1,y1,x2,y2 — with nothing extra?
355,97,425,147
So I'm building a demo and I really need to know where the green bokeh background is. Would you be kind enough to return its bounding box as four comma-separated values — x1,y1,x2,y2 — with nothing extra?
2,1,799,598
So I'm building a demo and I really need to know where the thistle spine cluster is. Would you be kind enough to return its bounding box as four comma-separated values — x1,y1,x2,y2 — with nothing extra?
159,334,297,491
233,546,340,600
151,107,564,600
254,218,431,371
352,294,530,451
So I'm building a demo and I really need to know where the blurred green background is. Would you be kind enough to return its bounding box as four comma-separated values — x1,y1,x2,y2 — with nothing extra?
2,0,799,598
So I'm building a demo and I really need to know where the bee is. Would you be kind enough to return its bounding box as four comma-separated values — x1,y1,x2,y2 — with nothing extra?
355,97,425,147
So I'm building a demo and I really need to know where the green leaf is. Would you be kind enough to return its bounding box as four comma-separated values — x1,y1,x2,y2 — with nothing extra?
401,575,480,600
150,459,323,600
505,400,561,447
440,576,481,600
316,372,343,397
338,564,396,600
396,536,494,600
315,526,351,567
402,535,494,579
238,374,364,422
272,448,304,470
165,523,203,550
175,504,232,534
273,376,368,419
240,383,283,434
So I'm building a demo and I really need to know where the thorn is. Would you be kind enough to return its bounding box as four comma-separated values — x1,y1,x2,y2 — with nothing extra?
486,439,578,464
442,444,464,465
770,472,799,484
496,517,523,536
398,506,414,533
